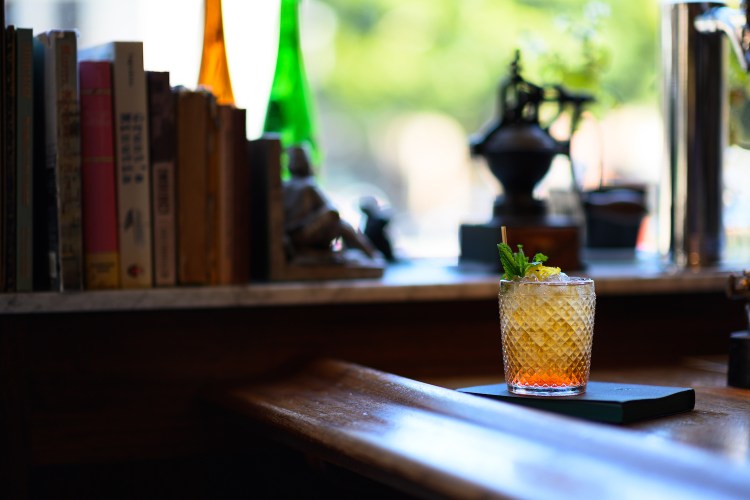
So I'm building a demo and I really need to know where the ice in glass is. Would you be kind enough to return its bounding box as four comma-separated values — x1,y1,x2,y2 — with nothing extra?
499,275,595,396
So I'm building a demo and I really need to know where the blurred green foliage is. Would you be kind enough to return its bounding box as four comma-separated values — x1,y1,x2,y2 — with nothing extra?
319,0,659,128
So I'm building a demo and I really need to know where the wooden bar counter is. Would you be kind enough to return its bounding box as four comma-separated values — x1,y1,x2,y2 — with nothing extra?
1,257,748,498
434,357,750,464
217,358,750,498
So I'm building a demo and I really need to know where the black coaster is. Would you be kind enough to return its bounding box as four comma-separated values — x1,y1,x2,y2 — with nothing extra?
458,381,695,424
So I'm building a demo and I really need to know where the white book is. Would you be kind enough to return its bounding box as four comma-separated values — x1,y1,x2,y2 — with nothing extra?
79,41,153,288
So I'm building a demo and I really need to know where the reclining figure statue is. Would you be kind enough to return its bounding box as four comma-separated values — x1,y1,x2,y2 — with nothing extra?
282,146,377,265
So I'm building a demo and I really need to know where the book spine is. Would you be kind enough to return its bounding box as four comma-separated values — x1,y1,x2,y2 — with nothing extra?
247,139,268,282
176,90,209,285
217,104,235,285
264,137,285,281
38,30,83,291
31,38,49,290
205,96,220,286
0,8,5,291
231,108,249,284
110,43,153,288
79,60,120,289
5,26,17,292
248,137,283,282
15,28,33,292
151,159,176,286
146,71,176,287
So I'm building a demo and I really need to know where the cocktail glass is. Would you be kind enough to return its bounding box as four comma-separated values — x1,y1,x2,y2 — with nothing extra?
499,277,596,396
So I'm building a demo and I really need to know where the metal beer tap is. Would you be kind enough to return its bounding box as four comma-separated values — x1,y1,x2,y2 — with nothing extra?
662,1,750,267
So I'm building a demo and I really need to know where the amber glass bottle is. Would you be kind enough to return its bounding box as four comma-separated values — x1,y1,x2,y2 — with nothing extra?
198,0,235,105
263,0,320,166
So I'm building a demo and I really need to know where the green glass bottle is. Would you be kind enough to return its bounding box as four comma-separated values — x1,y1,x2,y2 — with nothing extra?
263,0,320,168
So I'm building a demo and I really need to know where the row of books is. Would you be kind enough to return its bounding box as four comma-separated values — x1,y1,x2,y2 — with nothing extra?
0,28,253,291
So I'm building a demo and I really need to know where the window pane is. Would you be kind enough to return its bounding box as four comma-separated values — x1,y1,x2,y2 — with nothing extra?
19,1,750,261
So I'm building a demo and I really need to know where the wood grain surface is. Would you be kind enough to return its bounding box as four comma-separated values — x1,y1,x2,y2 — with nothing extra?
217,358,750,499
433,359,750,463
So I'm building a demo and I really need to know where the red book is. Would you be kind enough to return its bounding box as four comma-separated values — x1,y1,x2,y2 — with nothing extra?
79,60,120,289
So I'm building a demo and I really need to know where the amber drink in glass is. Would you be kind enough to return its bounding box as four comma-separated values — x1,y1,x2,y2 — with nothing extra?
499,277,595,396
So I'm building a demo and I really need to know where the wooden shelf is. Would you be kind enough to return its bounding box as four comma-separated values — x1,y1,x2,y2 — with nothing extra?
0,256,742,314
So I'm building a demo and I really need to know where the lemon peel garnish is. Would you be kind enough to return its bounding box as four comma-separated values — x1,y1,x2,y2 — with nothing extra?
525,263,561,280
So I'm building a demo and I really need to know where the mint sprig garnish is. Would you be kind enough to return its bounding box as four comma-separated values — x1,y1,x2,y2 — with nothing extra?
497,243,548,280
